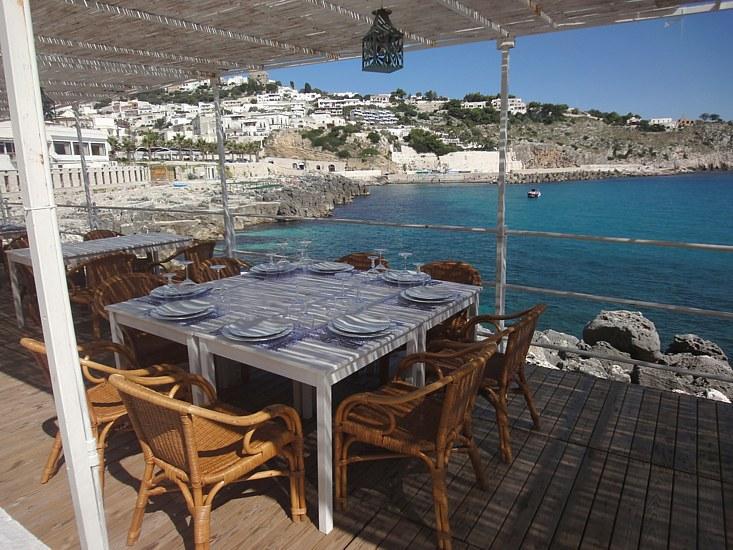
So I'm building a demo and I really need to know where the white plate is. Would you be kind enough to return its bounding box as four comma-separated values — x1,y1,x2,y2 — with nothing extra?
327,324,389,340
308,261,354,273
251,262,298,275
221,324,293,342
399,290,453,305
150,284,207,300
225,319,294,339
331,313,391,335
381,270,431,284
151,300,213,319
403,286,455,302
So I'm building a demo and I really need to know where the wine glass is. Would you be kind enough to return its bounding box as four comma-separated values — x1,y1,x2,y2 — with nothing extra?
414,262,426,285
367,255,379,278
163,272,177,295
180,260,195,286
374,248,387,272
398,251,412,272
276,241,290,264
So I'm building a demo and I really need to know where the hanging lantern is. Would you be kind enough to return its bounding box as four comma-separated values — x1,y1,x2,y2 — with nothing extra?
362,8,404,73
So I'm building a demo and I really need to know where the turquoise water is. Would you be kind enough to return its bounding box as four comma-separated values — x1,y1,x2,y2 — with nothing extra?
234,172,733,356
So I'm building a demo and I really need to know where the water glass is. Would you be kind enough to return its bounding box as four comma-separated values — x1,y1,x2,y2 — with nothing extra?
398,251,412,272
180,259,195,285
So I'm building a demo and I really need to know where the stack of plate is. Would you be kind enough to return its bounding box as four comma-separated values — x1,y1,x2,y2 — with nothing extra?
150,300,214,322
308,261,354,274
381,270,431,285
400,286,455,304
327,313,391,339
150,284,208,300
250,262,298,276
221,319,294,342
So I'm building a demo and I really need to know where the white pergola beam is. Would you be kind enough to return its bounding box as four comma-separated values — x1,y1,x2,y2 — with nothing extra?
0,1,108,548
433,0,510,36
299,0,436,46
60,0,340,60
515,0,558,28
38,53,206,79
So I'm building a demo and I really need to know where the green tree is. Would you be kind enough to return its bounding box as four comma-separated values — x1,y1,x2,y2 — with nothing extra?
265,82,279,93
140,130,160,160
404,129,457,156
121,137,136,161
391,88,407,101
700,113,710,121
367,131,381,144
171,133,187,160
424,90,438,101
289,80,295,90
302,82,312,93
106,136,120,159
709,113,721,122
336,149,350,159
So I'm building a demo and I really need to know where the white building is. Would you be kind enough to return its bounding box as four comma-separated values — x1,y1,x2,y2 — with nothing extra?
0,121,109,168
649,117,677,130
490,97,527,115
370,94,391,106
349,108,398,126
461,101,488,109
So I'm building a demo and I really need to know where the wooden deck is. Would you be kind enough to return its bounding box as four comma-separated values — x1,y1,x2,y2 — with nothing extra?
0,282,731,549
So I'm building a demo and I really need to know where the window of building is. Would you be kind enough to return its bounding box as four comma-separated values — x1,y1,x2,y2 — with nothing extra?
328,164,336,172
53,141,72,155
72,142,91,155
90,143,105,156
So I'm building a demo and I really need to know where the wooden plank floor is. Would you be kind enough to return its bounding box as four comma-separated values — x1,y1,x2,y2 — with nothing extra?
0,282,731,549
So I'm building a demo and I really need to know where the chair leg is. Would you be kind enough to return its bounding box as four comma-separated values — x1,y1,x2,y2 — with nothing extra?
378,356,390,385
518,368,541,430
128,461,154,545
494,395,513,464
334,429,347,511
192,487,211,550
286,443,307,522
430,467,452,550
466,441,487,490
41,431,63,484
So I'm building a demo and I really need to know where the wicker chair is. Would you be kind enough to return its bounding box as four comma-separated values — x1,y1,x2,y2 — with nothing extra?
2,234,28,281
110,373,307,549
433,304,547,463
422,260,482,341
83,229,122,241
335,340,499,550
337,252,389,271
93,273,187,367
19,337,186,488
191,256,250,283
146,240,216,277
67,253,136,338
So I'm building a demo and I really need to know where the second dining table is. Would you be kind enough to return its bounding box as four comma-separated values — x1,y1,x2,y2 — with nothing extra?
106,265,481,534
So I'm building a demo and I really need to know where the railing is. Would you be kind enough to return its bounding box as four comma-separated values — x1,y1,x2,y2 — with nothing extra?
0,165,150,195
6,200,732,383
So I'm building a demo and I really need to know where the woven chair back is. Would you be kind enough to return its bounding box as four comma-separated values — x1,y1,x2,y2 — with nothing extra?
192,257,248,283
436,341,496,449
421,260,481,286
337,252,389,271
94,273,164,320
502,304,547,383
182,241,216,263
19,337,54,391
112,375,199,480
83,229,121,241
7,235,29,249
83,253,136,289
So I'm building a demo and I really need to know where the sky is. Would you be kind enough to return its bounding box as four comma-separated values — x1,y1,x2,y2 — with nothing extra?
270,10,733,120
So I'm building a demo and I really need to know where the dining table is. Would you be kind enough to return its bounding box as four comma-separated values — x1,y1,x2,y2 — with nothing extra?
105,264,481,534
6,231,192,327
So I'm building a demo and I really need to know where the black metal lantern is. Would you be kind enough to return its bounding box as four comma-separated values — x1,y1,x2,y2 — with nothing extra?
362,8,404,73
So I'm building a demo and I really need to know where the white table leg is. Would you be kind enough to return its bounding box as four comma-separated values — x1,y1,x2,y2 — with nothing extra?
187,336,207,405
8,259,24,327
316,380,333,534
292,381,302,413
108,312,124,369
404,325,427,386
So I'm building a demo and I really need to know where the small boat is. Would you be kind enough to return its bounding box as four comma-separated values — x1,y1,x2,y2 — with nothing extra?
527,188,541,198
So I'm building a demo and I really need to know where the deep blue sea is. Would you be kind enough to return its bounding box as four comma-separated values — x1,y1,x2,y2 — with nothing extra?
234,172,733,356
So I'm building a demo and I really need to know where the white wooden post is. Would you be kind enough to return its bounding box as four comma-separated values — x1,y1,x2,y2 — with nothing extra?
495,38,514,320
73,104,96,229
0,2,109,548
211,76,235,257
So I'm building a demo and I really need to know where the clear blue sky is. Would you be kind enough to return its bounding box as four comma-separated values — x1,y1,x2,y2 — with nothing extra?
270,11,733,120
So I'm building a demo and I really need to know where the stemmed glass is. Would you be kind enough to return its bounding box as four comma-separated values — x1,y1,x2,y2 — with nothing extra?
180,260,195,286
276,241,290,265
163,272,177,296
210,264,227,314
374,248,387,272
414,262,426,285
398,251,413,272
367,255,379,278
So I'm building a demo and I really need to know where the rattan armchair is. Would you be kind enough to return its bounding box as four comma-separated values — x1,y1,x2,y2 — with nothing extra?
145,240,216,277
335,340,498,550
83,229,123,241
432,304,547,463
67,252,136,338
191,256,250,283
337,252,389,271
422,260,482,341
19,338,187,488
93,273,187,366
110,373,306,549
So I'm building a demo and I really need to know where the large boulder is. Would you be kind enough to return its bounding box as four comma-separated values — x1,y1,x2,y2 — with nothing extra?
634,353,733,400
666,334,728,362
583,310,661,362
527,329,579,369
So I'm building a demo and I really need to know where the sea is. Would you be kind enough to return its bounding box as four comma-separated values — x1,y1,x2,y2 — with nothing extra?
234,172,733,357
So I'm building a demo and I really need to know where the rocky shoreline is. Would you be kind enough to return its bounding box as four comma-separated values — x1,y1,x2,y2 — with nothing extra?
528,310,732,403
56,174,369,240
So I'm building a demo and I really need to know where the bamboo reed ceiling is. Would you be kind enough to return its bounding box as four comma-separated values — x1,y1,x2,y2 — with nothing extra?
0,0,727,117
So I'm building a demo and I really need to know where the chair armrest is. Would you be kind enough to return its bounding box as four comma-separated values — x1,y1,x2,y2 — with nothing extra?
393,343,492,380
78,340,141,370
